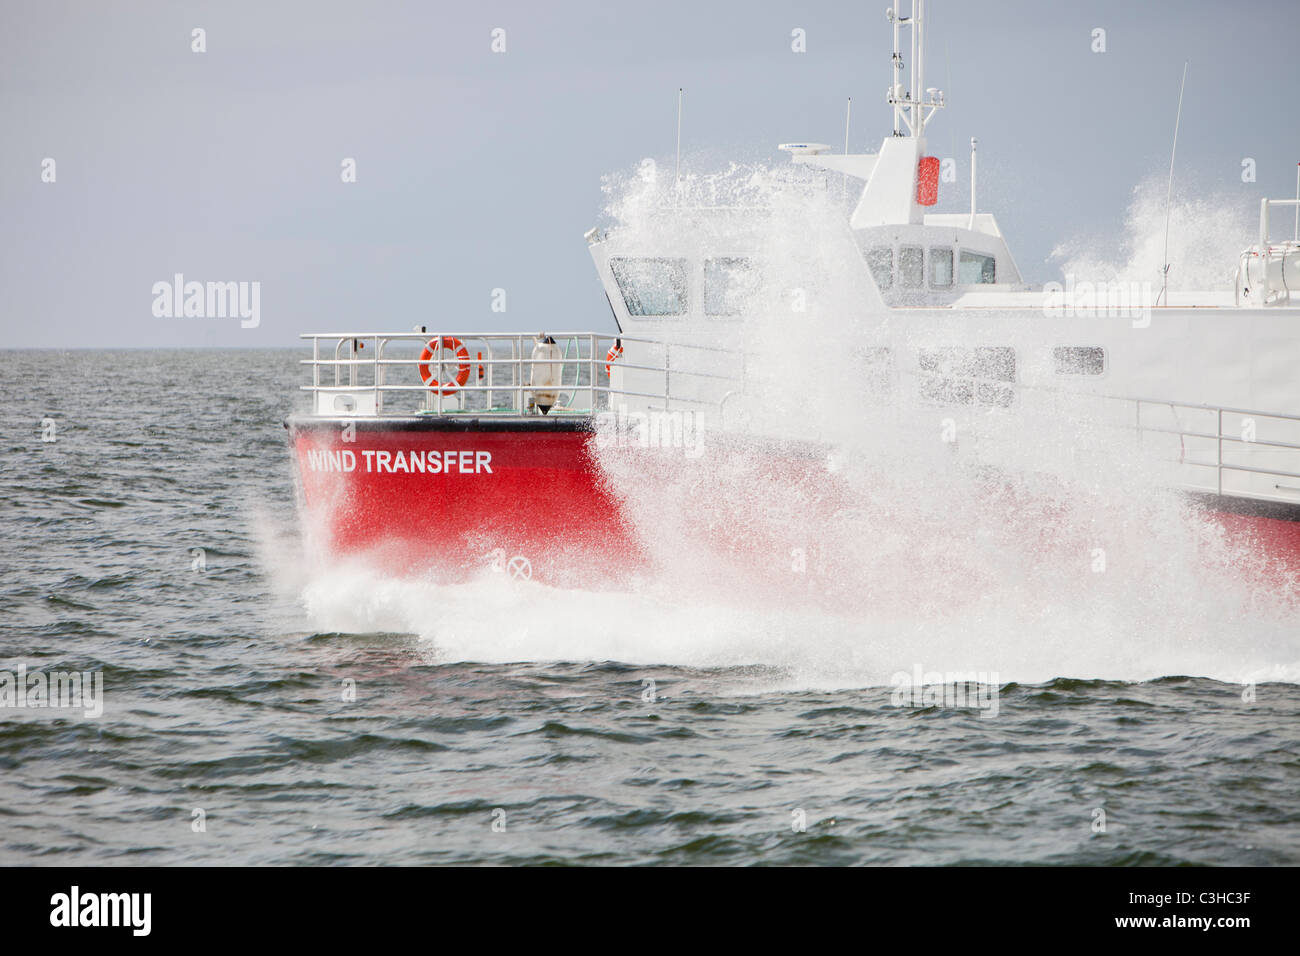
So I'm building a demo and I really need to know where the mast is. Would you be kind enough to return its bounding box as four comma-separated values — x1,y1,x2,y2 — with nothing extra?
887,1,943,138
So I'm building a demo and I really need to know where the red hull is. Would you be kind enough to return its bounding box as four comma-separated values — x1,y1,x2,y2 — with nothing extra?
289,417,1300,595
1200,501,1300,582
288,416,852,594
290,418,638,583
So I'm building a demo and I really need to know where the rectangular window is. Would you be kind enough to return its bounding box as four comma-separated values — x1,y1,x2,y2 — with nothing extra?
930,247,954,288
918,346,1015,407
865,246,893,290
918,348,972,405
610,257,688,317
899,246,924,288
704,257,758,317
958,250,997,285
1053,346,1106,375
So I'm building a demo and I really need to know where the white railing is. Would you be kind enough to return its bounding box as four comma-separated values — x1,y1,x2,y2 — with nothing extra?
299,331,743,418
1236,198,1300,306
1126,396,1300,502
908,366,1300,505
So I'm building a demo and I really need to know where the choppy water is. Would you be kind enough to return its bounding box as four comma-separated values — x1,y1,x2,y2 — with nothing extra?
2,349,1298,865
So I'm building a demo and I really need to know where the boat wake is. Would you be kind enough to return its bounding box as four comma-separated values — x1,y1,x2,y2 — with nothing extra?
282,538,1299,688
266,408,1300,688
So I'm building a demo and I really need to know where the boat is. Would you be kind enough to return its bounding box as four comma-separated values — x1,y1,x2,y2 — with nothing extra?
287,0,1300,589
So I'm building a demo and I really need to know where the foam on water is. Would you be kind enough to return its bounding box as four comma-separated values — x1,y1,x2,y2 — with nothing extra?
285,161,1300,688
291,545,1299,689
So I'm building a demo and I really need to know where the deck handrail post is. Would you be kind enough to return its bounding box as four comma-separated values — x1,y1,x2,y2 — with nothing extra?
1217,407,1223,497
665,342,671,412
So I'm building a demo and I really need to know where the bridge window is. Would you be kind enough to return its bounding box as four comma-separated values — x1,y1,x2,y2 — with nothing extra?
610,257,688,317
899,246,924,288
918,346,1015,407
865,246,893,290
930,248,954,288
1053,346,1106,375
704,257,758,317
958,250,997,284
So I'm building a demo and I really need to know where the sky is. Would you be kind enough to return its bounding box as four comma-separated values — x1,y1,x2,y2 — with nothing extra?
2,0,1298,348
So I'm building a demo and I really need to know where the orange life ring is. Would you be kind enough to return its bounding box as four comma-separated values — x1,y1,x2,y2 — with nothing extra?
418,336,471,395
605,343,623,375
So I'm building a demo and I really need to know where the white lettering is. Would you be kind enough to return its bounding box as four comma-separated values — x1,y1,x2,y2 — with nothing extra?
151,273,260,329
49,886,150,936
309,447,496,475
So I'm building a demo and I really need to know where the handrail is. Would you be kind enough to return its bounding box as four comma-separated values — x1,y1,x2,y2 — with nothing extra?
1259,197,1300,249
298,330,739,353
298,330,743,418
904,366,1300,503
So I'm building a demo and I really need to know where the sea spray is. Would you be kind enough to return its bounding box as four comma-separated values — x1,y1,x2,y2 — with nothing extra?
1049,176,1253,292
284,160,1300,688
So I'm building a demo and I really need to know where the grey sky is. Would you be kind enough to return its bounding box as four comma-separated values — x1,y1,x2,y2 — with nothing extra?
2,0,1297,348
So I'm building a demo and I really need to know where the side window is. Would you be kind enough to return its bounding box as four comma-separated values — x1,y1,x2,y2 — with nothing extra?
899,246,924,288
972,347,1016,405
918,346,1015,407
609,257,688,317
704,257,758,317
1053,347,1106,375
865,246,893,290
958,250,997,284
919,348,970,405
929,247,954,288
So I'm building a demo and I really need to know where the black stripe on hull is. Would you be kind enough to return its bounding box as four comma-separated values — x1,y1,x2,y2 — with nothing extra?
285,415,594,434
1185,490,1300,523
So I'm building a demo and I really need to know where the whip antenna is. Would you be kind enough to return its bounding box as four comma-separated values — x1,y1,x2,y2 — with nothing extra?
1158,61,1189,307
675,88,683,200
843,97,852,200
